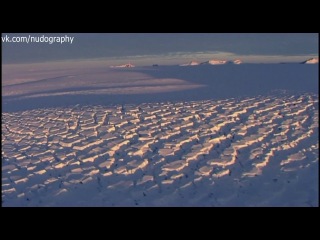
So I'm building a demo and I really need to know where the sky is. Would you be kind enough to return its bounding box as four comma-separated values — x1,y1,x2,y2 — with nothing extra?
2,33,318,65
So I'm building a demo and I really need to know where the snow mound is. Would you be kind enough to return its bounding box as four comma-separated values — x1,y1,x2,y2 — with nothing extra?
302,58,318,64
111,63,135,68
232,59,242,64
201,59,227,65
180,61,200,66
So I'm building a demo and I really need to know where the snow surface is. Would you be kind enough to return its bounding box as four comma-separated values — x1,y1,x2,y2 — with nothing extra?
2,62,319,206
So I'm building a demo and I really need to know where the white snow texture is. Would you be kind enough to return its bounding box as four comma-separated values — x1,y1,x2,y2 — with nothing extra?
2,60,319,206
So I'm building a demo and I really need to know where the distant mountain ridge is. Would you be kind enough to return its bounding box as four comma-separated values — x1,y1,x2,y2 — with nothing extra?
180,61,200,66
180,59,242,66
111,63,135,68
232,59,242,64
200,59,227,65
